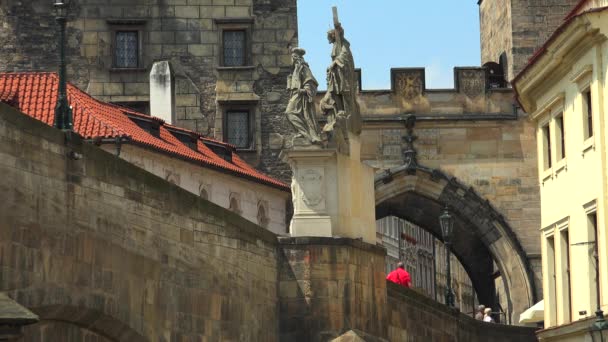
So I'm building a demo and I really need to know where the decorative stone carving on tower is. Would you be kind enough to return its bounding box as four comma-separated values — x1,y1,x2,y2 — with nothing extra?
280,7,376,244
392,68,425,101
402,114,418,172
456,67,487,98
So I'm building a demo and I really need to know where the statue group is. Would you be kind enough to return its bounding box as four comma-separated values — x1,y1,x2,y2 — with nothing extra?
285,7,361,152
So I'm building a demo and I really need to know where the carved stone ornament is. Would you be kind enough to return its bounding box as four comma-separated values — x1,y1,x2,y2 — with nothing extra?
285,47,322,146
396,73,422,100
299,169,324,207
320,6,362,147
458,69,485,98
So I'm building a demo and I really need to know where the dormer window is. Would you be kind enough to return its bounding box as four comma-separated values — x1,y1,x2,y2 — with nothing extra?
127,114,160,138
167,128,198,151
203,140,233,163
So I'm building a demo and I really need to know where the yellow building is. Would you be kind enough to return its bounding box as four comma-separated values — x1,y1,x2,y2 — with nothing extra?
514,1,608,340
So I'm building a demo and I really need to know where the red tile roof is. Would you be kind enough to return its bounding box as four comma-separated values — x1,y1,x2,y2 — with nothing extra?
565,0,592,19
0,72,288,191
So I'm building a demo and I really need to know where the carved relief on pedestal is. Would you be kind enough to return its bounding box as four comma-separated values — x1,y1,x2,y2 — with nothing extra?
298,168,325,209
456,68,486,98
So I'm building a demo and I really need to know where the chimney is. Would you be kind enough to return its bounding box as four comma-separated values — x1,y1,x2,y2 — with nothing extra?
150,61,175,124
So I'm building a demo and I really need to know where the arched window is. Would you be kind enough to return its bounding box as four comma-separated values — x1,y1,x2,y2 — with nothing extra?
199,184,210,201
200,188,209,201
257,201,269,228
229,193,241,214
499,52,508,80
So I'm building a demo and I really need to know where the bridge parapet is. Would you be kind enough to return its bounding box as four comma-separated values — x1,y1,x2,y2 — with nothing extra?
387,282,538,341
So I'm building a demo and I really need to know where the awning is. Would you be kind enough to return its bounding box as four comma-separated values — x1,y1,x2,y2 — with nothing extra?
519,300,544,323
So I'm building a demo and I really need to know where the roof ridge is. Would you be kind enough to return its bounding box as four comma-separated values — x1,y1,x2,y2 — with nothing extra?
67,84,128,138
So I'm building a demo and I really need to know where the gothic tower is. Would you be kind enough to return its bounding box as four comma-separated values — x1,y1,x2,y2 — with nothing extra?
479,0,580,82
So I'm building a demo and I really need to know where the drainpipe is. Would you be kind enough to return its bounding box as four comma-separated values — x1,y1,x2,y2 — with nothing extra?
596,34,607,309
115,136,122,157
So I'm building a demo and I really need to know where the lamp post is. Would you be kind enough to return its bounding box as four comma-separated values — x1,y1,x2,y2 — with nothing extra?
439,205,455,308
590,242,608,341
590,309,608,342
53,1,73,131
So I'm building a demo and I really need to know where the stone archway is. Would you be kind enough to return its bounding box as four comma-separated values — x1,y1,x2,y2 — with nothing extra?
375,164,536,323
19,305,147,342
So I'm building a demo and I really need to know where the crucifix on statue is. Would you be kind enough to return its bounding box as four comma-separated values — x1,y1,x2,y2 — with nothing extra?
332,7,343,49
320,6,362,152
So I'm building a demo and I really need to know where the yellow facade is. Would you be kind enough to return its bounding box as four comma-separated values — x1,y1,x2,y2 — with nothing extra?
514,4,608,340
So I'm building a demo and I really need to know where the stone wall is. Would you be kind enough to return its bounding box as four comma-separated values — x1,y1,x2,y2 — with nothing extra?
0,102,279,341
479,0,580,80
99,144,290,234
387,282,538,342
277,237,388,342
0,101,546,341
0,0,297,173
510,0,579,78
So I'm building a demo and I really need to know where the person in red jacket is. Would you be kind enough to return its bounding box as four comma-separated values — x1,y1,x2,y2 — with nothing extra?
386,261,411,288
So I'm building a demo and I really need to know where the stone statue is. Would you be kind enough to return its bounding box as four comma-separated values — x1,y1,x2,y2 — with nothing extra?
285,47,321,145
320,7,362,142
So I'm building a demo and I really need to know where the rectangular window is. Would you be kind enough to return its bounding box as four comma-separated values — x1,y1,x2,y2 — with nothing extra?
560,229,571,322
542,124,552,170
584,89,594,139
223,30,246,66
589,212,600,309
225,110,250,148
115,31,139,68
556,114,565,161
547,236,557,325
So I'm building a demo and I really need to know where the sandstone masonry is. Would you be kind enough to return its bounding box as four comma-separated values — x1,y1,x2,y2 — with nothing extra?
479,0,580,81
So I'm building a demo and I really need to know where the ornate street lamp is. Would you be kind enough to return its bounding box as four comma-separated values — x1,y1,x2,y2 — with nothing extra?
439,205,456,308
590,309,608,342
53,1,73,130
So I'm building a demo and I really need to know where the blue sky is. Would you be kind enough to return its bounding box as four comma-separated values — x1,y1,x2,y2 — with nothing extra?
297,1,481,90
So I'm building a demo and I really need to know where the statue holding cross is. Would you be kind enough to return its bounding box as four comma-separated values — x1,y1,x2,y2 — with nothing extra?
320,7,362,148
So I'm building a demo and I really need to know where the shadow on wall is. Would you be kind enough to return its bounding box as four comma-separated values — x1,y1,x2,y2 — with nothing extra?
386,282,538,342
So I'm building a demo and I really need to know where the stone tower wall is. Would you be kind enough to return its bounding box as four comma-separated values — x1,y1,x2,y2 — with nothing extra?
479,0,579,81
479,0,513,79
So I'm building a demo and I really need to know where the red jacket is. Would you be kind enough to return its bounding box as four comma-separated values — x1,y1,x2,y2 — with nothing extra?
386,267,411,288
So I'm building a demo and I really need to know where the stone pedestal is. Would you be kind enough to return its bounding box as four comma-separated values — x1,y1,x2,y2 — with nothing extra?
280,135,376,244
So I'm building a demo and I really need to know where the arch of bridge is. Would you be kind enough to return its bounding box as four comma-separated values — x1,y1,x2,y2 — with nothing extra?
375,164,536,323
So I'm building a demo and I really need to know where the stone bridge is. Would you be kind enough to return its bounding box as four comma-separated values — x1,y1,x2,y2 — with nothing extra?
313,67,540,323
0,101,540,341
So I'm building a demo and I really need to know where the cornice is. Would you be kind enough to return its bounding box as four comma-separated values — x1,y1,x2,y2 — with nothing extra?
529,92,565,122
515,15,603,113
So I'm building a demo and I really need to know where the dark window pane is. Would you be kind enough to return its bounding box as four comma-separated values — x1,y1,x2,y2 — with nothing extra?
112,101,149,115
115,31,138,68
543,125,551,169
226,111,249,148
223,30,246,66
557,115,565,160
586,90,593,138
